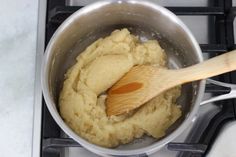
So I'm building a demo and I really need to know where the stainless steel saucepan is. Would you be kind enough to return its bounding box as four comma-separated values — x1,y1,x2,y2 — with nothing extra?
42,0,236,156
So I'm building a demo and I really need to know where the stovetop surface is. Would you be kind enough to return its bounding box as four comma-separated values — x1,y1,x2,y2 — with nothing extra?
35,0,236,157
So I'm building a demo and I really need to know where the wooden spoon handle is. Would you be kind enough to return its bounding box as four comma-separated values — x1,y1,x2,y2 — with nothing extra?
174,50,236,83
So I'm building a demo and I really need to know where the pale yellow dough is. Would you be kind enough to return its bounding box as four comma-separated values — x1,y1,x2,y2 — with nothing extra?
59,29,182,147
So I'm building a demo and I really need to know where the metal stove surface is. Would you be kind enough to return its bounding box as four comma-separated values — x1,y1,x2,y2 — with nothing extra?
33,0,236,157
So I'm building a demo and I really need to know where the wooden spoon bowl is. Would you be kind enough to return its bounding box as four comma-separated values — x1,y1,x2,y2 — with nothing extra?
106,50,236,116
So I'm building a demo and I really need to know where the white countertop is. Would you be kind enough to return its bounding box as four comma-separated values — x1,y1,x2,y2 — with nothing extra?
0,0,236,157
0,0,38,157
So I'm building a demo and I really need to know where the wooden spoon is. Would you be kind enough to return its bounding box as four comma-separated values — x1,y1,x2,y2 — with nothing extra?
106,50,236,116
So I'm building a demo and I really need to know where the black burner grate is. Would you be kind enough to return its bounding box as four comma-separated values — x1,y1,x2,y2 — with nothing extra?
41,0,236,157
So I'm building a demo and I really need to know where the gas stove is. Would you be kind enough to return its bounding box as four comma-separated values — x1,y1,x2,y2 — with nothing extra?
33,0,236,157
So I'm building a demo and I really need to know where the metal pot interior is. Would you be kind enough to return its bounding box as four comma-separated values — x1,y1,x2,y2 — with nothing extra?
44,0,203,153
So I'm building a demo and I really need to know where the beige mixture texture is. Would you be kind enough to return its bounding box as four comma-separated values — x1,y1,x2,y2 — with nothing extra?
59,29,182,147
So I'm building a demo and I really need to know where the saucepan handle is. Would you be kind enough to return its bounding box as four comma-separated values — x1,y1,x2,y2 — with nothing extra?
167,79,236,154
200,79,236,106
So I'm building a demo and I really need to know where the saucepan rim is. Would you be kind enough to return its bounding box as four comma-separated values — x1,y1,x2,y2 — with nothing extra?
42,0,205,156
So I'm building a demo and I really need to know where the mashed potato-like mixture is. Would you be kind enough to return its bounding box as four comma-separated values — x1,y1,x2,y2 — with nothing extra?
59,29,181,147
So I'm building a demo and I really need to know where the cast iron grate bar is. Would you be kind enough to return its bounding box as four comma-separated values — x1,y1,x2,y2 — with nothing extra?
226,7,236,50
48,6,82,24
167,7,224,15
205,84,231,94
43,138,81,150
48,6,225,24
42,138,210,152
200,44,227,53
